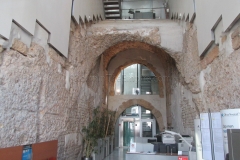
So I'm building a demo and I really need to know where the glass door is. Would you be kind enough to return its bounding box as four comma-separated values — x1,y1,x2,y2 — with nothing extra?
118,106,157,147
119,117,140,147
141,119,156,137
123,121,135,147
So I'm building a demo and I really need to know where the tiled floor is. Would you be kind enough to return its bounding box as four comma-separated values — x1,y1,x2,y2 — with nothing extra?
103,148,128,160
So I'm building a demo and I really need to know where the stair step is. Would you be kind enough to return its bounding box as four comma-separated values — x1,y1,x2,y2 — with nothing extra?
105,10,120,14
104,1,119,5
141,87,151,89
103,1,121,19
106,14,120,18
106,17,121,19
141,88,151,90
104,5,120,10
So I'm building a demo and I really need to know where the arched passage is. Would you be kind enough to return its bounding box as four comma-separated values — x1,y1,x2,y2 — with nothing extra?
114,99,165,131
104,41,176,128
103,41,171,70
109,60,164,97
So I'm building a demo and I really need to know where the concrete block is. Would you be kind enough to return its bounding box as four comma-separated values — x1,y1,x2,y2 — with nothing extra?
231,26,240,50
0,45,3,53
151,108,157,115
201,46,219,69
146,104,154,110
154,111,162,118
48,48,65,66
118,105,125,111
232,35,240,50
231,26,240,39
11,39,28,55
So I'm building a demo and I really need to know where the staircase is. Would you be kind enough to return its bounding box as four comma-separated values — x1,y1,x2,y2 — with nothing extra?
103,1,121,19
140,76,153,95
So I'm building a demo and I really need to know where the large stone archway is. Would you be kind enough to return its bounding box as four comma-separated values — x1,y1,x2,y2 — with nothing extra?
103,41,171,70
104,41,176,129
115,99,165,131
109,60,164,97
103,41,175,102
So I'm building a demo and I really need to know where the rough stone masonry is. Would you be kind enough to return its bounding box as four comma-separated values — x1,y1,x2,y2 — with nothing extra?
0,19,239,159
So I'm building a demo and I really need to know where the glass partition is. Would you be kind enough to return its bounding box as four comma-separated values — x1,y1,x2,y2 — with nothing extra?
142,121,153,137
120,106,156,147
141,107,153,119
123,121,135,147
114,64,159,95
122,105,140,117
121,0,166,19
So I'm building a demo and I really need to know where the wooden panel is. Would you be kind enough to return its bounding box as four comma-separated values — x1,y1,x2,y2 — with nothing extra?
32,140,58,160
0,146,23,160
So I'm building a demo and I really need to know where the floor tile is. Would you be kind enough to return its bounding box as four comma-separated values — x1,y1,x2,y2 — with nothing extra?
103,148,128,160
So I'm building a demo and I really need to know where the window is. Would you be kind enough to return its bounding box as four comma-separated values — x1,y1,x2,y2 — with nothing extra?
115,64,159,95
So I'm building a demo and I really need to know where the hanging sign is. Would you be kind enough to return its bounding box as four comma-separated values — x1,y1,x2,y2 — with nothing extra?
200,113,213,160
220,109,240,156
211,112,224,160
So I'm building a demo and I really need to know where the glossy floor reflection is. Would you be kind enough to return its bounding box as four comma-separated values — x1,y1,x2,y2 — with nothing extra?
103,148,128,160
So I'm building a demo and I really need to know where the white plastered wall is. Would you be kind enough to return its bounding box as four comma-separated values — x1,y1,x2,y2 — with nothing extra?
0,0,72,57
0,0,105,57
168,0,195,21
195,0,240,55
168,0,240,55
72,0,104,23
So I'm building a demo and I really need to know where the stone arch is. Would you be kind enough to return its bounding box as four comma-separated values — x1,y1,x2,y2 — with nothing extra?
109,60,164,98
115,99,165,131
103,41,171,70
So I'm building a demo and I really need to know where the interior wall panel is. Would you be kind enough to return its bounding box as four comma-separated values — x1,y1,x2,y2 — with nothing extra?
0,0,77,57
168,0,240,55
72,0,104,23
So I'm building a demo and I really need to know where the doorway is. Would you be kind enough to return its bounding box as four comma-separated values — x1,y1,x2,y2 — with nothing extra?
118,106,156,147
123,121,134,147
141,119,156,137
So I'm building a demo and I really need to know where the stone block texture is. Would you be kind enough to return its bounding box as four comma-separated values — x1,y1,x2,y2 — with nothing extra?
11,39,28,55
231,26,240,50
0,19,239,159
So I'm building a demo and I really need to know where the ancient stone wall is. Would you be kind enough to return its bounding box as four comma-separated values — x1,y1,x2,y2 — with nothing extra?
168,20,240,136
0,18,239,159
167,22,201,134
0,20,105,159
200,23,240,111
0,20,185,159
169,67,199,135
